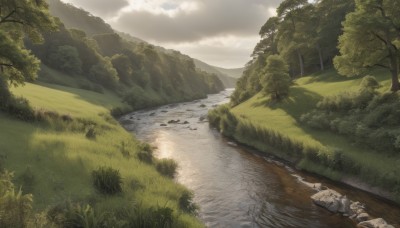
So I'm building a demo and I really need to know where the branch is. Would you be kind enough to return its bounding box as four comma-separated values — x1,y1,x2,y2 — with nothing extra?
0,63,13,68
0,9,16,24
372,31,388,45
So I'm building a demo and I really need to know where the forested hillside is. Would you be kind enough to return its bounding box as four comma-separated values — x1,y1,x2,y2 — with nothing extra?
30,0,224,111
210,0,400,203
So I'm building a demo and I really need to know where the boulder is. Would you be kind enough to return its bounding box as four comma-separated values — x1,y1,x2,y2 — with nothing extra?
160,124,167,127
356,213,370,222
182,121,189,124
338,195,351,214
358,218,394,228
311,189,342,213
350,201,366,215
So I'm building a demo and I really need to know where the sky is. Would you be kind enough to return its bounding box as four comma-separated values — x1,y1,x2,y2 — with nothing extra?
60,0,282,68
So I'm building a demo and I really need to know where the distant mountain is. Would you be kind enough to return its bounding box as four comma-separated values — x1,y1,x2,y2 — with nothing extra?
193,59,242,88
213,67,244,79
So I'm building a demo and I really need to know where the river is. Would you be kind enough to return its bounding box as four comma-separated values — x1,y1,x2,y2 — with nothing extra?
121,89,400,228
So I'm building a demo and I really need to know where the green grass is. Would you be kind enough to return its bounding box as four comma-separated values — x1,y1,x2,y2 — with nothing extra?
231,68,400,197
1,80,203,227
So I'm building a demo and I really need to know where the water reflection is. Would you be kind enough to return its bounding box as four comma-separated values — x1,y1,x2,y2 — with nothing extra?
121,90,400,228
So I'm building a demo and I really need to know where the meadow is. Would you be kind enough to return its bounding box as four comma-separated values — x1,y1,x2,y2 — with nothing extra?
1,69,203,227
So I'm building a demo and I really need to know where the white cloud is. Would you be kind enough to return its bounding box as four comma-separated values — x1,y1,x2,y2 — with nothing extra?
61,0,282,68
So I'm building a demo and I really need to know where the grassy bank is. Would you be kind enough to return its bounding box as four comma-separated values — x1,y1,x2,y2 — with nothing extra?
1,80,203,227
209,69,400,203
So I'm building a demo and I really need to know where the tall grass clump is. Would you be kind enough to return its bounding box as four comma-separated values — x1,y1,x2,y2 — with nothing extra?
155,159,178,178
92,167,122,195
0,171,33,228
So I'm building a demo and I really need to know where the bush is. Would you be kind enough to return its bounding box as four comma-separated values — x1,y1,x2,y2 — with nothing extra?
179,190,198,214
1,96,35,122
47,201,108,228
155,159,178,178
92,167,122,195
118,205,174,228
0,171,33,228
360,75,380,90
137,143,154,163
85,127,97,140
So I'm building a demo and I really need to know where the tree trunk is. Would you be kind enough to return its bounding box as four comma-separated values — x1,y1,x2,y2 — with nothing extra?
390,56,400,92
317,45,324,71
390,70,399,92
0,74,11,105
297,51,304,77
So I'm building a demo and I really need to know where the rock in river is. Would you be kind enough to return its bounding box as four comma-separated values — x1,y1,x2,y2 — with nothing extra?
358,218,394,228
311,189,343,213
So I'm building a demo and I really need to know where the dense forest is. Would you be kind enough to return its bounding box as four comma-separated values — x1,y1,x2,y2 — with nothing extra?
9,0,224,113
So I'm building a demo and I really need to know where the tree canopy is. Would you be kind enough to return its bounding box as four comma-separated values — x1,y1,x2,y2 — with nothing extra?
0,0,56,86
261,55,291,100
334,0,400,91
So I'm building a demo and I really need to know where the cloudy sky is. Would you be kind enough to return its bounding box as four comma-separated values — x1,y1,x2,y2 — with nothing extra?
61,0,281,68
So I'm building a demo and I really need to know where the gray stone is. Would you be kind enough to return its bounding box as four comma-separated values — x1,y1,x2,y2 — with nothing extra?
338,195,351,214
356,213,370,222
311,189,342,213
358,218,394,228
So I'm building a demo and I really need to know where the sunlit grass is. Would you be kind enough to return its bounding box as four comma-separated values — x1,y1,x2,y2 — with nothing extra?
1,80,203,227
231,69,399,187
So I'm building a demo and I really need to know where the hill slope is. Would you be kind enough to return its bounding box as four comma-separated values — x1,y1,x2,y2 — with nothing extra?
193,59,240,88
0,67,202,225
210,69,400,203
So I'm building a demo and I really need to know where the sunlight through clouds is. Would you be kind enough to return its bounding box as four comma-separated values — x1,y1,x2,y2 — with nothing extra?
61,0,282,68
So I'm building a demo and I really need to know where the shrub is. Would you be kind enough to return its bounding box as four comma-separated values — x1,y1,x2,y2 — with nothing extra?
179,190,198,214
0,171,33,228
155,159,178,178
1,96,35,122
137,143,154,163
360,75,380,90
47,201,108,228
118,205,174,228
92,167,122,195
85,127,97,140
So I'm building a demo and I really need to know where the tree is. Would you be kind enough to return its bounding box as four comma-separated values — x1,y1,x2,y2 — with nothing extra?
334,0,400,92
276,0,309,77
261,55,291,100
49,45,82,75
0,0,56,86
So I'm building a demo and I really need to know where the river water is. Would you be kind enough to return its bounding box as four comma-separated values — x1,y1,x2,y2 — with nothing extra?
121,89,400,228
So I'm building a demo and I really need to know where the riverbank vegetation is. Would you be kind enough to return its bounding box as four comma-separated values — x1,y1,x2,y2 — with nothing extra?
210,0,400,203
0,0,208,226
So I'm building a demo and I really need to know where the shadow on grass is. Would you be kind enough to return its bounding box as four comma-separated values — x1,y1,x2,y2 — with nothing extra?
251,87,323,121
0,114,92,210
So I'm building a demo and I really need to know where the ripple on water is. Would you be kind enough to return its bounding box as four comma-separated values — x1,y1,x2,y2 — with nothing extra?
121,90,400,228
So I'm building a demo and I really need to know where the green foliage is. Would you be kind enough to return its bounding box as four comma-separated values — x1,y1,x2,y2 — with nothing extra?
49,45,82,75
117,205,175,228
208,104,238,137
85,127,97,140
47,201,109,228
92,167,122,195
334,0,400,91
0,0,56,86
179,190,198,214
302,86,400,154
0,171,33,228
261,55,291,100
360,75,380,91
89,58,119,89
155,159,178,178
137,147,154,164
